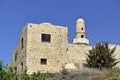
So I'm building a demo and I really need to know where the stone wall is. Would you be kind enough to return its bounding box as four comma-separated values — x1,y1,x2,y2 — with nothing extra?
109,44,120,67
13,26,27,72
67,44,120,69
26,23,68,73
67,44,92,68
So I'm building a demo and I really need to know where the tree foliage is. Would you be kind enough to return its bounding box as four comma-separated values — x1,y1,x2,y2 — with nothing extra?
84,42,119,69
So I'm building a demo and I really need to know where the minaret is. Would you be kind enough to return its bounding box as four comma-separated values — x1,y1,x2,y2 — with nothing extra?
73,18,89,45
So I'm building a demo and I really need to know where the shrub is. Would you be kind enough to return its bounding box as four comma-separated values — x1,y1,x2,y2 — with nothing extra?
57,68,105,80
84,42,118,69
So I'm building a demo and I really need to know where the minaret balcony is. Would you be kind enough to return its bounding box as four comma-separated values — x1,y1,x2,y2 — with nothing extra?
73,38,89,45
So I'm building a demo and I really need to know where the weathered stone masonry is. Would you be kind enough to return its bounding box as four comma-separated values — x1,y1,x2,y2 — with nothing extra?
13,18,120,74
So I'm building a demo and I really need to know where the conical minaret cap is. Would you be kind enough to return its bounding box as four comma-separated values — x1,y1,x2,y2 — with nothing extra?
76,18,84,23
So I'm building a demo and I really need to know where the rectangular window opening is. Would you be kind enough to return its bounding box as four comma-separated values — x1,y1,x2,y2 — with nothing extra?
41,34,51,42
40,58,47,65
21,38,24,49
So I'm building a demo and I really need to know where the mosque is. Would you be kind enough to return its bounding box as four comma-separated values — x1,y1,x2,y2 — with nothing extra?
12,18,120,74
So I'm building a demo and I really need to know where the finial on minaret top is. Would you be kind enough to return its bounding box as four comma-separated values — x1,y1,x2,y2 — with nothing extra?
76,17,84,23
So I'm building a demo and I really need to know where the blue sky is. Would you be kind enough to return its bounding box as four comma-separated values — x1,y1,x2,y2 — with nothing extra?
0,0,120,65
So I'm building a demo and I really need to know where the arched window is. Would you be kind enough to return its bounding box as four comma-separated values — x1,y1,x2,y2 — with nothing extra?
81,28,83,30
81,35,84,38
21,62,23,70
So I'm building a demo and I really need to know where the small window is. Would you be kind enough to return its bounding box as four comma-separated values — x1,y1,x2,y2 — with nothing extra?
81,28,83,30
14,67,17,71
41,34,51,42
21,38,24,48
40,58,47,65
81,35,84,38
15,53,17,61
21,62,23,70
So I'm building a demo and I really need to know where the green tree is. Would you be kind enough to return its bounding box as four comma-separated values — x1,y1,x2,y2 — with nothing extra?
0,60,18,80
0,60,7,80
6,66,17,80
20,68,30,80
0,60,4,80
84,42,119,69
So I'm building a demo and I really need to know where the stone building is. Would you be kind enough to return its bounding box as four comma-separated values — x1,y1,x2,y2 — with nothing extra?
12,18,120,74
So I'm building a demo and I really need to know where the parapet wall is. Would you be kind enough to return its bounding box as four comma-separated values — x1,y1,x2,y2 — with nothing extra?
67,44,120,69
109,44,120,67
67,44,92,68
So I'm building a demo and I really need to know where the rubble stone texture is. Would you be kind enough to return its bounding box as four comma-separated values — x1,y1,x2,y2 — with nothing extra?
12,18,120,73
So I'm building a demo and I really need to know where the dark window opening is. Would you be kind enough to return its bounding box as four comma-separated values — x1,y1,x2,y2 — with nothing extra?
81,28,83,30
41,34,51,42
41,59,47,65
21,62,23,70
15,53,17,61
14,67,17,71
81,35,84,38
30,25,32,27
21,38,24,48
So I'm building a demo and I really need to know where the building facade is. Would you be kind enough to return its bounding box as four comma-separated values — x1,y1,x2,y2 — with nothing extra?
12,18,120,74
